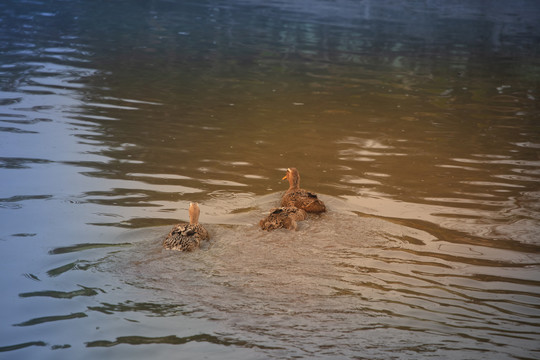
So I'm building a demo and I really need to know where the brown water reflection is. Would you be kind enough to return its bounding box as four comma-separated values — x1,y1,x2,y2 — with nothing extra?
1,0,540,358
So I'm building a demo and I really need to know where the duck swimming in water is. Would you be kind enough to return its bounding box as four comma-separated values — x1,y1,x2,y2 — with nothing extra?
163,202,209,251
280,168,326,213
259,206,307,231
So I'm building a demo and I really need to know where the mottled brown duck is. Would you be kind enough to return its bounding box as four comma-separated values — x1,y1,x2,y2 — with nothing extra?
259,206,307,231
280,168,326,213
163,202,209,251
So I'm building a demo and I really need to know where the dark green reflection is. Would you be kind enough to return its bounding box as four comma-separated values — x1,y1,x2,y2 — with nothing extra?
46,260,99,277
48,242,131,255
19,286,100,299
0,341,47,352
85,334,280,350
88,301,189,317
13,312,87,327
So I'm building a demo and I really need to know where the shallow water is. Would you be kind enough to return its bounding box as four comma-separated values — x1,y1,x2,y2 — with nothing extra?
1,0,540,359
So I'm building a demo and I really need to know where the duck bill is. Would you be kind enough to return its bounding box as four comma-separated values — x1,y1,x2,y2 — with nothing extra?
282,168,290,180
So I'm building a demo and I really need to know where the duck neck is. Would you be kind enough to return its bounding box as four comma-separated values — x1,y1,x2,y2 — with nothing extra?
288,176,300,191
189,203,200,225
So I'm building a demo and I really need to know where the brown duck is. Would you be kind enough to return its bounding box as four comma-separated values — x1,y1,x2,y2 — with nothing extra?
163,202,209,251
280,168,326,213
259,206,307,231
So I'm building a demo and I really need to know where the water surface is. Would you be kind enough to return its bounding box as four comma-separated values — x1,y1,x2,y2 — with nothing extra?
1,0,540,359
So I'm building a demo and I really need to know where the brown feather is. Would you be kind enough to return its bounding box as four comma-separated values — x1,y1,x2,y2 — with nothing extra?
163,202,209,251
259,206,307,231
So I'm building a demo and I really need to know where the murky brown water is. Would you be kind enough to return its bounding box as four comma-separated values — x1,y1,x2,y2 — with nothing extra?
1,0,540,358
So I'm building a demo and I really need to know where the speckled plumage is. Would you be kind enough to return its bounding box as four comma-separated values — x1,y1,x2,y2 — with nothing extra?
163,202,209,252
259,206,307,231
280,168,326,213
163,223,209,251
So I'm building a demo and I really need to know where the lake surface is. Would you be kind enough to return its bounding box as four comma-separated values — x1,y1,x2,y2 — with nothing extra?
1,0,540,358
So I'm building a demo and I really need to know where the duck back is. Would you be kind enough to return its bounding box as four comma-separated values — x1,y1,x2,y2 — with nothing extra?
163,223,209,251
281,189,326,213
260,207,307,231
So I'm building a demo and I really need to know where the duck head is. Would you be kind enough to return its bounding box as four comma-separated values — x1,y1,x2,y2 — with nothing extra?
188,202,200,225
282,167,300,189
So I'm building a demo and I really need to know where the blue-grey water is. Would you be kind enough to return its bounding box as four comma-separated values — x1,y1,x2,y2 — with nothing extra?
1,0,540,359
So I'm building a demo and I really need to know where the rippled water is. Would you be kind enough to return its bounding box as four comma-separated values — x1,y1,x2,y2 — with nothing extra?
1,0,540,358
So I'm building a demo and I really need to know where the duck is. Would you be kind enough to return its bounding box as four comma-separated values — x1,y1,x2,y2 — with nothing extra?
163,202,209,251
259,206,307,231
280,167,326,213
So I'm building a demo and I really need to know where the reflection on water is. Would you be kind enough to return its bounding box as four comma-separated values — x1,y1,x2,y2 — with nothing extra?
1,0,540,358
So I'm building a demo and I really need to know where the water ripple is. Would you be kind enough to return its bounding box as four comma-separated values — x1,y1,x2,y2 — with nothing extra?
1,0,539,358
